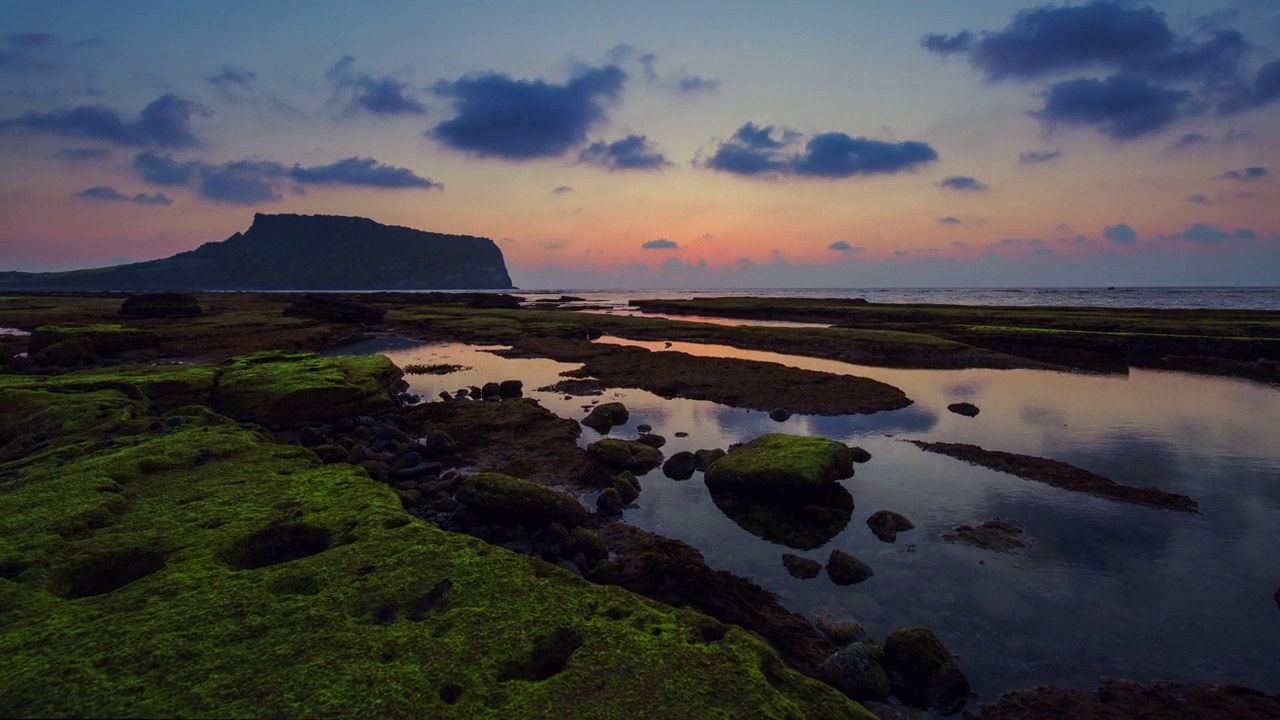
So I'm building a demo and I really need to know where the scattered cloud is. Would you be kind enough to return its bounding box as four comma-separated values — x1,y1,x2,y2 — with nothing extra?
1213,166,1269,182
578,134,668,170
429,64,625,160
1186,193,1211,204
288,157,442,188
326,55,425,116
0,93,207,147
827,241,864,252
73,185,171,205
1167,133,1211,151
676,75,719,94
938,175,989,192
0,33,104,73
606,44,719,95
1104,223,1138,243
701,122,938,179
552,185,573,194
1163,222,1256,242
893,250,911,257
54,147,110,161
641,238,679,250
207,66,257,91
1218,59,1280,114
1033,247,1055,257
1035,74,1190,140
1018,149,1062,164
938,216,962,225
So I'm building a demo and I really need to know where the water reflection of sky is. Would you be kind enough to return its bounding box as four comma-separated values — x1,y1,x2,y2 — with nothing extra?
326,337,1280,702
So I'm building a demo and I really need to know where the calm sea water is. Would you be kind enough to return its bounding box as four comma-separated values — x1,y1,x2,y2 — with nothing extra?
324,317,1280,708
518,286,1280,311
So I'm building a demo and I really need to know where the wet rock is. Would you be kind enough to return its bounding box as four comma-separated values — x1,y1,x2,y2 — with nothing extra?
637,433,666,448
769,407,792,422
966,679,1280,720
498,379,523,398
816,641,890,702
118,292,202,318
662,451,697,481
438,390,454,401
814,616,866,646
636,424,652,433
164,415,189,427
455,472,588,528
596,487,626,515
581,401,630,430
481,382,502,399
423,430,456,453
826,549,874,585
586,439,663,473
298,426,326,447
867,510,915,543
947,402,980,417
674,431,688,438
705,434,854,490
282,294,386,324
882,627,968,713
943,517,1033,553
395,462,442,480
848,446,872,463
613,471,642,503
781,553,822,579
694,448,726,470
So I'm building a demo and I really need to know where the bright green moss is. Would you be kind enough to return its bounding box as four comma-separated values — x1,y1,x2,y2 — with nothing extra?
213,351,401,425
705,433,855,489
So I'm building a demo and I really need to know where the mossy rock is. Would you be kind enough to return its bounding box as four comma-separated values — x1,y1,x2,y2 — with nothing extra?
213,351,400,426
565,527,609,561
0,372,875,719
33,336,97,367
882,627,961,707
28,323,158,357
456,472,589,528
705,434,854,490
581,402,629,429
586,439,663,473
118,293,202,318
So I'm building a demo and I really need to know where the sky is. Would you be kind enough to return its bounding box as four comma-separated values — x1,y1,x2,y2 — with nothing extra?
1,0,1279,288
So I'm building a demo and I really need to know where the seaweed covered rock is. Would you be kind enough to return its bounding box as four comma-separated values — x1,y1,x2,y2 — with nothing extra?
705,434,855,490
586,438,663,473
866,510,915,543
581,402,629,430
282,294,386,324
118,292,202,318
826,549,874,585
456,471,589,528
32,336,96,367
213,351,399,426
28,323,158,358
882,627,971,713
694,448,726,470
943,517,1033,553
782,553,822,579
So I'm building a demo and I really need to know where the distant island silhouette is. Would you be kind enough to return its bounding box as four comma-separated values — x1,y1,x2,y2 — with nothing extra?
0,213,513,291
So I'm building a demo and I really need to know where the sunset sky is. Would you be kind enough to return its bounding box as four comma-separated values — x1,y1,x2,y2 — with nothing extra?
2,0,1278,288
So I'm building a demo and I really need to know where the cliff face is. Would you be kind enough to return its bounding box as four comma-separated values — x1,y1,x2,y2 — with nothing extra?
0,213,514,290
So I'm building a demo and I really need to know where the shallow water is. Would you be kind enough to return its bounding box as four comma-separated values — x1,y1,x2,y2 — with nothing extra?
326,336,1280,702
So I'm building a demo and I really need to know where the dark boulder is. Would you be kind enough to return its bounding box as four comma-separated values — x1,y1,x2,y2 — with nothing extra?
848,446,872,463
866,510,915,543
612,471,642,503
596,487,626,515
662,451,697,481
481,382,502,399
814,616,866,646
816,641,891,702
498,379,523,398
882,627,970,713
282,294,387,324
637,433,666,448
769,407,791,422
693,448,726,470
581,402,629,430
33,336,96,367
826,549,874,585
586,439,663,473
947,402,980,417
118,292,202,317
467,294,523,309
455,472,588,528
782,553,822,579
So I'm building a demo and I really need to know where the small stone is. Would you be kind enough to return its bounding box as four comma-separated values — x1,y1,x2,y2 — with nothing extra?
826,549,874,585
637,433,666,448
636,424,652,433
674,431,688,438
596,487,626,515
781,553,822,579
947,402,980,417
768,407,791,422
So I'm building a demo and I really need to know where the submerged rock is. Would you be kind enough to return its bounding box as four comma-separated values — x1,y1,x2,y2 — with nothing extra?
867,510,915,543
947,402,980,417
942,517,1033,554
782,553,822,579
826,549,874,585
882,627,970,714
817,641,891,702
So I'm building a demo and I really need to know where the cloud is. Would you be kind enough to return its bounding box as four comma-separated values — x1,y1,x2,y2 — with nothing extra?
0,93,207,148
54,147,110,161
552,185,573,194
938,216,962,225
1018,149,1062,164
1186,193,1211,204
1167,133,1211,151
702,122,938,179
938,175,988,191
1219,59,1280,114
1033,247,1055,257
641,238,679,250
0,33,104,73
827,241,864,252
1213,166,1269,182
676,75,720,94
207,66,257,91
607,45,719,95
1163,222,1256,242
326,55,425,116
1035,74,1190,140
1104,223,1138,243
921,3,1247,83
132,152,441,204
578,134,668,170
429,64,625,160
893,250,911,257
74,185,171,205
288,157,442,188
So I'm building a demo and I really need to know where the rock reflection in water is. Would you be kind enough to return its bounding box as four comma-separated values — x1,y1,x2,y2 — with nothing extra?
707,482,854,549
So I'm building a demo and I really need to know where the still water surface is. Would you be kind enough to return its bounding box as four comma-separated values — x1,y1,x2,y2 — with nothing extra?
326,336,1280,701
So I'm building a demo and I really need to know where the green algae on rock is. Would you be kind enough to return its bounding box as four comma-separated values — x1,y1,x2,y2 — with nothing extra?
705,434,855,490
28,323,159,357
213,351,401,426
456,472,590,528
586,438,664,473
0,364,874,719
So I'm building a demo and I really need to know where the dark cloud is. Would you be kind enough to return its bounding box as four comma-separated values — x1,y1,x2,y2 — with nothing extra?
0,33,103,73
1168,132,1211,151
0,93,206,147
827,241,856,251
552,185,573,194
1018,149,1063,164
326,55,426,116
1213,166,1269,182
1186,193,1211,204
1035,74,1190,140
607,44,720,95
578,134,668,170
132,152,441,204
922,2,1247,83
288,157,442,189
1218,59,1280,114
54,147,110,161
429,64,625,160
207,66,257,91
1104,223,1139,243
74,185,171,205
1164,222,1255,242
676,75,719,94
641,238,678,250
938,216,962,225
938,175,989,191
702,122,938,179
